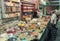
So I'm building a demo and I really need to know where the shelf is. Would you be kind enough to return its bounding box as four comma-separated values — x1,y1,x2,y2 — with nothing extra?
22,4,34,6
21,1,35,19
2,16,18,19
4,0,10,2
5,11,16,13
4,0,20,3
5,5,20,7
0,0,20,24
4,6,20,14
5,6,20,7
21,1,35,5
23,8,34,10
5,11,20,13
2,16,18,23
23,5,34,7
12,1,20,4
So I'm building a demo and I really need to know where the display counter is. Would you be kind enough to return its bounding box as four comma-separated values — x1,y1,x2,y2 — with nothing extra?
0,16,50,41
39,19,50,41
16,16,50,41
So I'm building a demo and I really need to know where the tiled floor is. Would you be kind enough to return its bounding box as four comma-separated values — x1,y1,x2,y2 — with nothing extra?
55,19,60,41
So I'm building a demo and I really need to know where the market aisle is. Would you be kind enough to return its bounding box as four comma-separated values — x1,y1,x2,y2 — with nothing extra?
55,19,60,41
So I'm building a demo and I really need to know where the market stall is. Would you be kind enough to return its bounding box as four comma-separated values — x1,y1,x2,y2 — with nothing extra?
0,0,51,41
0,16,50,41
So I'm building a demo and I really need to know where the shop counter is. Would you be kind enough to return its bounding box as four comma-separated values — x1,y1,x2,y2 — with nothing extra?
18,16,50,41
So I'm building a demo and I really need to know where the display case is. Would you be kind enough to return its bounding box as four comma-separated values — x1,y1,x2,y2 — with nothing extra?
21,1,35,19
1,0,20,23
0,0,20,34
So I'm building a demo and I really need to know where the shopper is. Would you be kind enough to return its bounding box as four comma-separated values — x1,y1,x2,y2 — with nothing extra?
39,8,43,17
50,11,57,27
50,11,57,41
33,10,39,18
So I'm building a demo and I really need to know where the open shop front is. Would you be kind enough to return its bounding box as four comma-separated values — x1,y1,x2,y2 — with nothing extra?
0,0,52,41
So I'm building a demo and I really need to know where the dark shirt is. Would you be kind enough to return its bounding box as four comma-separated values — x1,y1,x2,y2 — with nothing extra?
33,11,38,18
